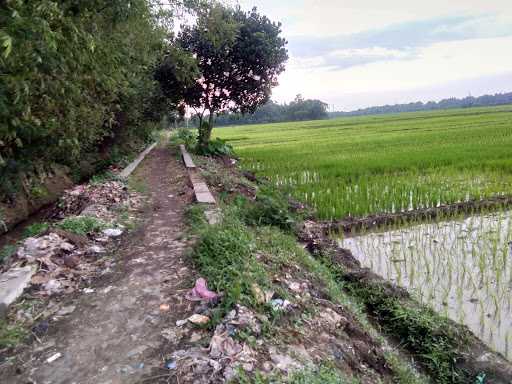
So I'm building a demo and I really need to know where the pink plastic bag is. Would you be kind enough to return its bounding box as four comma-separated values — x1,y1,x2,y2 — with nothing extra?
186,278,219,301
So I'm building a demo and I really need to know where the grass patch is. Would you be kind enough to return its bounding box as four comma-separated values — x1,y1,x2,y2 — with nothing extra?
57,216,107,236
191,210,269,321
325,258,471,384
89,170,122,185
237,364,358,384
22,222,49,239
0,320,27,348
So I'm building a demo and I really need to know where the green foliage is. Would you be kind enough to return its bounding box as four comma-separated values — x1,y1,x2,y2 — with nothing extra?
0,0,176,198
288,365,358,384
156,2,288,148
215,96,329,127
0,320,26,348
343,278,469,383
236,364,357,384
236,187,296,231
57,216,106,236
215,105,512,219
191,211,269,315
169,128,197,149
196,137,235,157
22,222,49,238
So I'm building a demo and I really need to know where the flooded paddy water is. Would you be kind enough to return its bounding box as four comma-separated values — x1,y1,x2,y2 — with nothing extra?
338,210,512,360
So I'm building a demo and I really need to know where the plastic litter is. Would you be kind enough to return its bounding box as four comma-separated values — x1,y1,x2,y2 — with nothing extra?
187,314,210,325
164,359,177,370
270,299,292,311
102,228,123,238
46,352,62,363
186,278,219,302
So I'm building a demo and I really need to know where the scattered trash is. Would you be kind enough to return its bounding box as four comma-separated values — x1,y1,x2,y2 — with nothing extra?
209,325,243,358
251,283,274,304
46,352,62,363
56,305,76,316
187,314,210,325
0,265,36,308
186,278,219,302
32,320,49,337
42,279,62,295
87,245,106,254
270,299,292,311
102,228,123,238
164,359,177,370
190,332,203,343
83,288,95,294
159,303,170,312
102,286,114,294
286,281,307,293
176,319,188,327
269,349,302,372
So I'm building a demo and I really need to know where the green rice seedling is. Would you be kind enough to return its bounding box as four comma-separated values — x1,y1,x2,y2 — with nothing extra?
216,105,512,220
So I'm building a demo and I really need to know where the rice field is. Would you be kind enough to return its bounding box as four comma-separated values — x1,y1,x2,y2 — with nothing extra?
339,210,512,359
214,105,512,220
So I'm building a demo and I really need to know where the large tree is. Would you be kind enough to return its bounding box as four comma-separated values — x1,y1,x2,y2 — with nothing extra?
156,2,288,149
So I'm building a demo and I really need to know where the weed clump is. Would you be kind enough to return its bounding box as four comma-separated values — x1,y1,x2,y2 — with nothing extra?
57,216,106,236
0,320,27,348
341,275,469,383
235,187,297,232
169,128,197,150
22,222,49,239
192,212,268,314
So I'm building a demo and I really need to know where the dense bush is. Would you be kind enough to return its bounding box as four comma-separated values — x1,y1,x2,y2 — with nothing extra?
0,0,172,197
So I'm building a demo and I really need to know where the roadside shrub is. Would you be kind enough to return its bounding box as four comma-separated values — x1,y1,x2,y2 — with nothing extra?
196,138,235,157
344,279,468,383
170,128,197,149
57,216,106,236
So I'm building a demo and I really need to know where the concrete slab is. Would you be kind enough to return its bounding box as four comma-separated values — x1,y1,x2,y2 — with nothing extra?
120,142,157,178
179,145,196,169
196,191,216,204
0,265,36,309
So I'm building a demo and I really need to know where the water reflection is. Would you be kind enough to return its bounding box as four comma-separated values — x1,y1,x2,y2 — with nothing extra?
338,211,512,360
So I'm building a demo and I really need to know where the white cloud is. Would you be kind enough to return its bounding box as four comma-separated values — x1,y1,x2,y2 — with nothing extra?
233,0,512,108
273,37,512,109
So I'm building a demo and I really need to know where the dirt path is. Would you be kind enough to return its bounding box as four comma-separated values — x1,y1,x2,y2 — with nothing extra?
5,147,197,384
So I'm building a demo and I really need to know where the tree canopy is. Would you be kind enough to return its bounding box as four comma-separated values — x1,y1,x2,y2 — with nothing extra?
156,2,288,149
213,95,329,126
0,0,187,198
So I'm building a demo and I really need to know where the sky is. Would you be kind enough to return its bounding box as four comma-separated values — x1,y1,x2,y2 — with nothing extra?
233,0,512,111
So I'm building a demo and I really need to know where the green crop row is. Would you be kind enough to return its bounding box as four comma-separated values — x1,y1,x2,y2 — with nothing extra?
215,105,512,219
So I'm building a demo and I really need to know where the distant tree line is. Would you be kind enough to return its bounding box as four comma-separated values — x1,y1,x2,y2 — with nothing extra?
330,92,512,117
211,94,328,126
